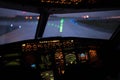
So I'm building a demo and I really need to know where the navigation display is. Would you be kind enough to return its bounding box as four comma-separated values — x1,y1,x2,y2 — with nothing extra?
89,49,98,63
65,52,77,66
78,52,88,63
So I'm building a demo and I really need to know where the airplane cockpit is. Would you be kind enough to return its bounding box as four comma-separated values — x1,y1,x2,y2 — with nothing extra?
0,0,120,80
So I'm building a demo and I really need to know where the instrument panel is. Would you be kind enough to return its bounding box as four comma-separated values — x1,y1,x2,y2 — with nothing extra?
0,37,107,80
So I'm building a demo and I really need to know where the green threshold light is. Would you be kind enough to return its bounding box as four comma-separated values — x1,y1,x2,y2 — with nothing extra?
59,18,64,32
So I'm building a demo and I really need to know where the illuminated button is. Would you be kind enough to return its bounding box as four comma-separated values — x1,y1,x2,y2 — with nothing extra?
31,64,36,68
22,44,26,46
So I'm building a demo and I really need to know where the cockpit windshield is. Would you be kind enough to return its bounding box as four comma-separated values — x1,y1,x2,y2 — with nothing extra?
43,10,120,39
0,8,40,45
0,7,120,45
